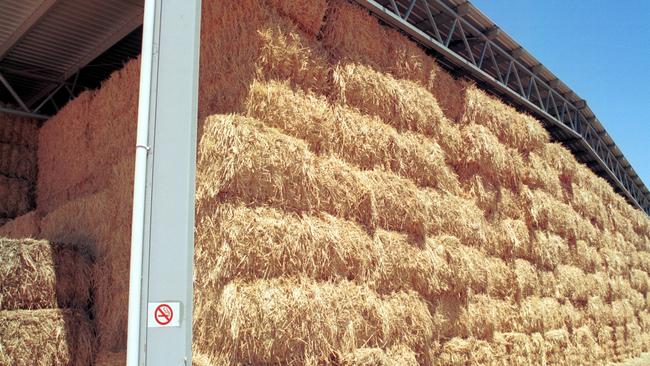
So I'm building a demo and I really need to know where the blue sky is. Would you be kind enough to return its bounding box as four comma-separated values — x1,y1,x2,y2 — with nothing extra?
471,0,650,186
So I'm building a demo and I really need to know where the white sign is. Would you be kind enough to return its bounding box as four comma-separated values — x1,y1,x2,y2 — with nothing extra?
147,302,181,328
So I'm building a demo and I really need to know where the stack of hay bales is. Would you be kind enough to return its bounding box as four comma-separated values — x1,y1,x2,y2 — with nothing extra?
1,0,648,364
0,113,38,224
0,238,94,365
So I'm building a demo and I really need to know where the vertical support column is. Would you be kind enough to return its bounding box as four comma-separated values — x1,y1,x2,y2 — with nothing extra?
126,0,201,364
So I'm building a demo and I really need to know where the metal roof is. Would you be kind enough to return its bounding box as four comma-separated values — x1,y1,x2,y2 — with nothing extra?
0,0,648,214
355,0,650,214
0,0,142,116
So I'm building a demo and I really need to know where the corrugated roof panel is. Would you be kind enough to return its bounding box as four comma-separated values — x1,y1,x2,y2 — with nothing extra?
0,0,43,45
5,0,142,78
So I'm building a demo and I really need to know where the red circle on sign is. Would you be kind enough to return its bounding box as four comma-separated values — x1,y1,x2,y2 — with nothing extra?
155,304,173,325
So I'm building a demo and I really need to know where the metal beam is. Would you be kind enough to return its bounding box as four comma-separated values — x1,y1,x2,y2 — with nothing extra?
0,66,66,84
0,106,49,120
126,0,201,364
26,9,143,108
0,0,59,60
353,0,650,215
0,72,29,112
484,26,500,40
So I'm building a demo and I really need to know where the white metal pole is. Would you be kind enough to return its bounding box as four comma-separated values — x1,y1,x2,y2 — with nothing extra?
126,0,201,364
126,0,156,363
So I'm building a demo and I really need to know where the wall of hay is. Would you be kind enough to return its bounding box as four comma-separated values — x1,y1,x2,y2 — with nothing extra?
0,113,38,225
0,0,649,365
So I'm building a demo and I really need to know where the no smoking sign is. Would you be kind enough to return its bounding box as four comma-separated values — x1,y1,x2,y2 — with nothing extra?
148,302,181,328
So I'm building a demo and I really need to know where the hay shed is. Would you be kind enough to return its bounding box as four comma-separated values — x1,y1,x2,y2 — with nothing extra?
0,0,649,365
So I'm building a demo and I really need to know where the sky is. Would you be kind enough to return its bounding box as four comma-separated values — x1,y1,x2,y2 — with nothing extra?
470,0,650,187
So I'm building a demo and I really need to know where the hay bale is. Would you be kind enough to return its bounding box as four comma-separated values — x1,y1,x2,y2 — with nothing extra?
629,208,650,239
332,63,461,157
572,240,605,273
523,151,564,201
543,328,574,365
0,210,41,238
194,278,434,364
244,80,461,194
639,310,650,333
322,0,467,121
602,229,636,254
434,337,495,365
429,71,467,124
195,114,319,215
554,264,598,303
0,113,38,148
0,143,37,181
614,325,627,361
492,332,545,365
601,248,630,276
199,0,271,116
513,259,540,299
585,297,613,332
322,0,434,86
631,251,650,273
39,191,113,255
631,269,650,294
423,190,490,248
371,232,448,299
540,142,579,186
597,326,616,362
336,345,418,366
611,299,636,326
264,0,327,35
0,308,94,366
428,236,512,299
495,218,531,260
609,277,645,313
38,157,133,352
322,0,388,66
195,202,376,290
528,231,570,271
0,238,91,310
462,176,527,221
192,352,226,366
460,85,549,154
518,297,575,333
528,189,580,243
195,204,510,320
255,18,330,94
92,158,133,353
36,54,138,214
199,0,331,118
196,114,486,243
458,295,518,339
0,175,32,218
625,321,643,359
456,123,525,190
538,270,560,298
461,175,498,218
607,207,638,245
572,326,603,365
571,184,609,231
94,351,124,366
37,90,98,213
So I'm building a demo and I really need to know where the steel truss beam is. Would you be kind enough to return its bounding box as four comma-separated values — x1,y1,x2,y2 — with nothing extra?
0,68,73,119
354,0,650,215
0,106,49,120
